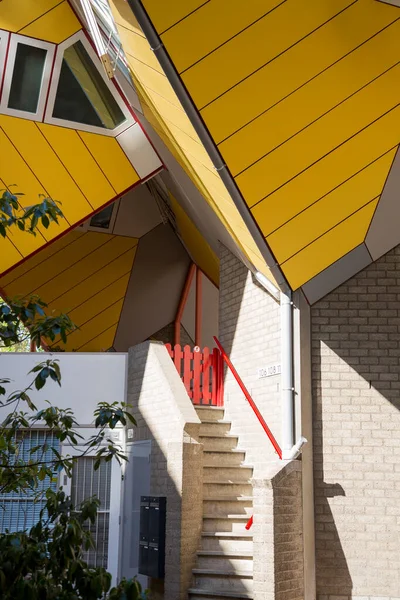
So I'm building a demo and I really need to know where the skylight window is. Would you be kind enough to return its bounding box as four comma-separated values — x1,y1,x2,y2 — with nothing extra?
52,40,125,129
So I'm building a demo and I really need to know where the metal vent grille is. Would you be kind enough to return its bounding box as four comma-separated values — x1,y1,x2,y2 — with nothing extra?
71,457,111,568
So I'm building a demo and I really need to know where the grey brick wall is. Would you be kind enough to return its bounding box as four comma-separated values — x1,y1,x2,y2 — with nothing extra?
311,245,400,600
219,244,282,474
253,461,304,600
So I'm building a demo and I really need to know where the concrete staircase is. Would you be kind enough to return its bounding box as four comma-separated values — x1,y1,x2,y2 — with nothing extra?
188,406,253,600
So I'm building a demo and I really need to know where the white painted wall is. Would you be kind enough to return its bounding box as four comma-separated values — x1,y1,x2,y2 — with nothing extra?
0,352,127,423
0,352,128,580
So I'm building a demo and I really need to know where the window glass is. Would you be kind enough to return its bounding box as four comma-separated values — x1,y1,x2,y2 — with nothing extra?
8,43,47,113
53,40,125,129
0,430,59,533
71,457,111,568
90,204,114,229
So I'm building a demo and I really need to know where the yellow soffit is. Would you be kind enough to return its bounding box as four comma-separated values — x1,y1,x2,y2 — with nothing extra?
0,1,162,276
0,230,138,352
137,0,400,290
109,0,278,287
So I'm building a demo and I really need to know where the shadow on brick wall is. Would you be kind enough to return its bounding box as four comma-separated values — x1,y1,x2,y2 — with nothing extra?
312,362,352,599
311,249,400,598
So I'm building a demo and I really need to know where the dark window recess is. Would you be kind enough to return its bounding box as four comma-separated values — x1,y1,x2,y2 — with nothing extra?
90,204,114,229
52,40,125,129
8,44,47,113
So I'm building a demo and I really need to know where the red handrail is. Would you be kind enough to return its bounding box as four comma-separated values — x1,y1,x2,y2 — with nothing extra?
213,336,282,459
213,337,282,533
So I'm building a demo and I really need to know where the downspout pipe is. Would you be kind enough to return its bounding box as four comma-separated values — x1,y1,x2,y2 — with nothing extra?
256,276,307,460
127,0,290,294
281,289,307,460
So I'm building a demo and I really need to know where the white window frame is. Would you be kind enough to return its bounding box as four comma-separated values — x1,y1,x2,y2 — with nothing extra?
0,30,10,90
44,31,134,136
76,199,120,233
0,33,55,122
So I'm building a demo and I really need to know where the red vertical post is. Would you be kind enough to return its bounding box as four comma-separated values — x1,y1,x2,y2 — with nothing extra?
173,343,183,376
195,267,202,348
193,347,202,404
183,345,193,399
202,347,211,405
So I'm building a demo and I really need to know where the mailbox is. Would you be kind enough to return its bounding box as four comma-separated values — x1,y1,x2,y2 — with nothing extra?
139,496,166,578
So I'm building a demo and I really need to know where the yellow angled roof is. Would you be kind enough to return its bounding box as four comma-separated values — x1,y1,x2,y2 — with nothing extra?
131,0,400,290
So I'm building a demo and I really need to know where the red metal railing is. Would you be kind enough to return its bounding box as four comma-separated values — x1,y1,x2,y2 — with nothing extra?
213,336,283,532
165,344,224,406
213,336,282,459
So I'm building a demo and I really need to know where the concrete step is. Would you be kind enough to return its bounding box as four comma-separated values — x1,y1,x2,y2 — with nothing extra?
196,552,253,571
193,569,253,594
200,421,232,437
200,531,253,553
203,497,253,517
195,406,225,422
203,450,247,468
188,588,253,599
203,466,253,483
203,482,252,498
200,434,239,452
203,515,250,533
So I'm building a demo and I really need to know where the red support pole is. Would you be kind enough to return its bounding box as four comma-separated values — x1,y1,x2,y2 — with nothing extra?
195,267,202,347
213,336,282,460
174,263,196,346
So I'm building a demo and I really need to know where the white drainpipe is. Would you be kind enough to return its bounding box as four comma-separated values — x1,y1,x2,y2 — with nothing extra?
255,274,307,460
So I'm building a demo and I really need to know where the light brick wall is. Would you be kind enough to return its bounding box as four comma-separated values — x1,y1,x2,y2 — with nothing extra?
253,461,304,600
219,244,282,475
127,341,203,600
312,245,400,600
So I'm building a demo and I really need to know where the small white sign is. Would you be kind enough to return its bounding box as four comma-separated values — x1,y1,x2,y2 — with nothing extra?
258,364,281,379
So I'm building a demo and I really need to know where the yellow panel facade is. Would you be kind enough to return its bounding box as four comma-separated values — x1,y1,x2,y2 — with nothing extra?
236,62,400,207
0,231,85,288
0,116,94,223
179,0,355,108
0,230,138,352
161,0,280,74
138,0,400,288
219,17,400,175
109,0,278,286
0,0,60,32
202,0,398,143
281,200,378,289
141,0,207,34
169,194,219,285
18,2,81,43
251,107,400,237
38,124,117,208
79,133,140,194
267,149,396,264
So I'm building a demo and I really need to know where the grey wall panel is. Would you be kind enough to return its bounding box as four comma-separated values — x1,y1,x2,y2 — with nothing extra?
114,224,191,351
301,243,372,305
113,184,162,239
365,146,400,260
